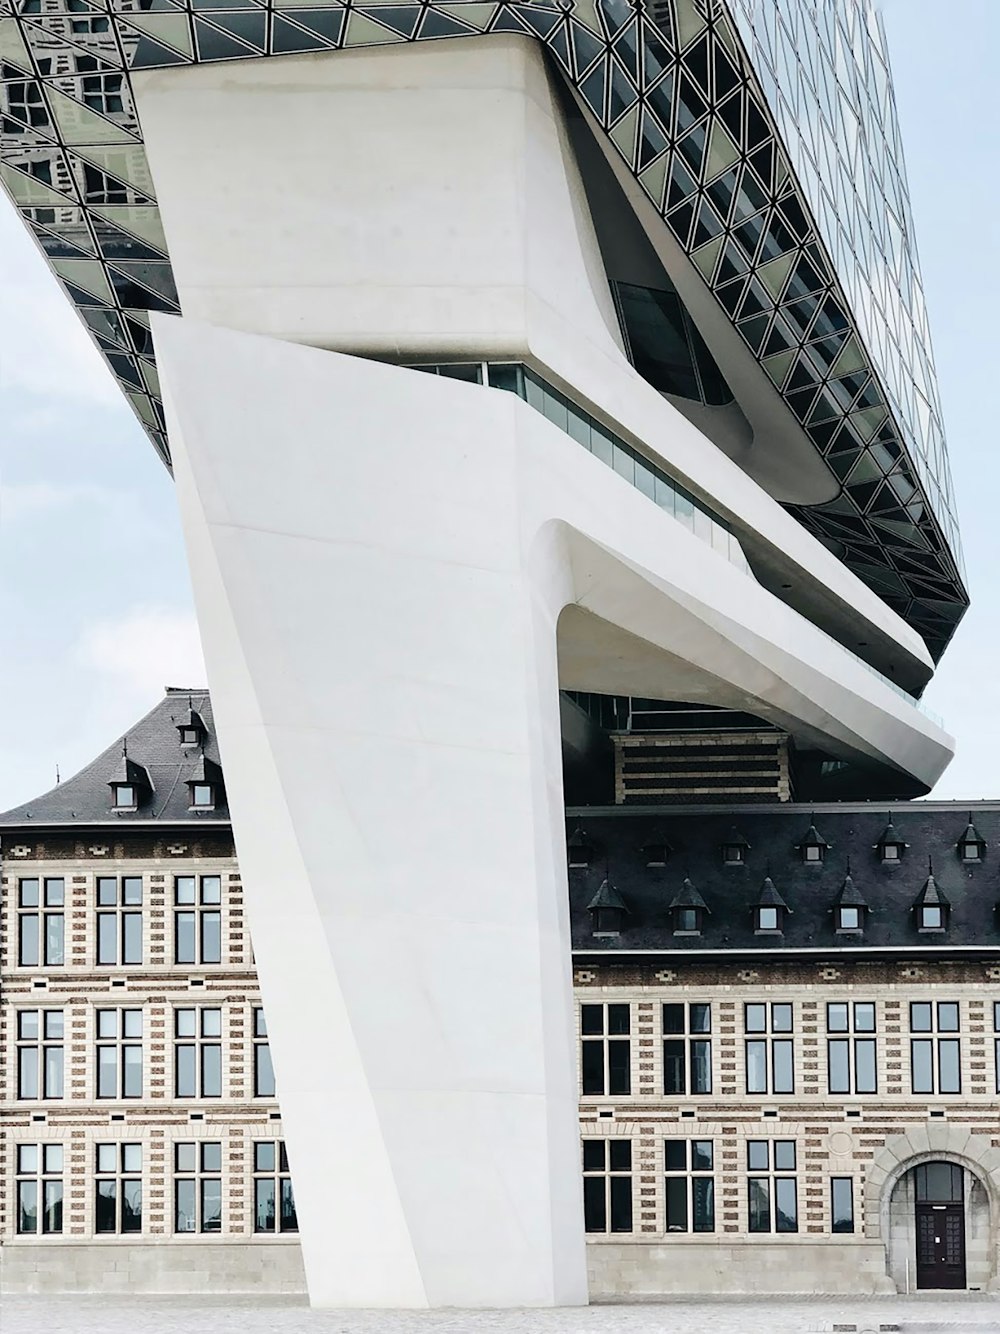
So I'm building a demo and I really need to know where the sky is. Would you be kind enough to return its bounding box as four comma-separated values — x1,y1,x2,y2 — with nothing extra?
0,1,997,810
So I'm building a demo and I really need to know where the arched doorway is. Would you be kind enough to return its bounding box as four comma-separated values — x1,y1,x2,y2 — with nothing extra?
886,1158,992,1291
913,1162,965,1289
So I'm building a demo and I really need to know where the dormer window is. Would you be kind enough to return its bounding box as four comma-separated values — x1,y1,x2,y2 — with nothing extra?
874,816,907,864
919,904,944,930
176,706,207,748
180,726,201,746
586,879,629,938
107,743,150,813
641,839,673,868
753,876,789,934
722,830,750,865
112,784,135,810
567,826,595,870
668,877,709,936
882,843,900,862
187,755,224,813
756,905,780,932
191,784,215,809
837,905,861,931
958,816,986,863
796,819,830,864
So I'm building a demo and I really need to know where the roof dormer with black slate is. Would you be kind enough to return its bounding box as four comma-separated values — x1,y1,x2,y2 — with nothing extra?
0,688,229,828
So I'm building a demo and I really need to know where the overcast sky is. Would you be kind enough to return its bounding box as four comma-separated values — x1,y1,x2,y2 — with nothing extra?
1,1,997,810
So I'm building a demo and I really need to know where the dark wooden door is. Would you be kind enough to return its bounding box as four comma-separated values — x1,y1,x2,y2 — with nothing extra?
916,1203,966,1289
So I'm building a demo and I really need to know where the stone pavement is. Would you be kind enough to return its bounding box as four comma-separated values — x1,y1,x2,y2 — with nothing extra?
3,1295,999,1334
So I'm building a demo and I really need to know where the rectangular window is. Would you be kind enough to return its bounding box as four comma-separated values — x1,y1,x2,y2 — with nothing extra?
95,1143,142,1234
174,1142,222,1234
664,1139,714,1233
580,1003,630,1096
16,1010,64,1100
744,1003,794,1094
253,1008,275,1098
96,876,143,966
79,70,124,115
174,1008,223,1098
910,1002,961,1094
582,1139,632,1234
831,1177,854,1233
253,1142,297,1233
662,1003,712,1096
96,1009,143,1099
826,1002,878,1094
747,1140,797,1233
18,878,64,966
174,876,222,965
16,1144,63,1234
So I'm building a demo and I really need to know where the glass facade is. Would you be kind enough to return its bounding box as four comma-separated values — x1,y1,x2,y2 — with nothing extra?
0,0,966,653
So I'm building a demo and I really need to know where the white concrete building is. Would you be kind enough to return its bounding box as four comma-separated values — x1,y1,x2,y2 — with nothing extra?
0,0,968,1309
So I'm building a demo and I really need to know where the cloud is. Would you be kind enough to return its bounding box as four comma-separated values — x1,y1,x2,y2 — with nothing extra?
76,605,207,701
0,196,121,408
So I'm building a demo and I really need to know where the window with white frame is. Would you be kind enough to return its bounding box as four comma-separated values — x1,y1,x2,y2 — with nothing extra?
826,1002,877,1094
96,875,143,966
744,1002,794,1094
16,1143,63,1234
253,1142,297,1233
174,1142,222,1233
174,876,222,965
17,1009,64,1099
910,1001,961,1094
95,1143,142,1233
664,1139,714,1233
253,1007,275,1097
580,1003,631,1096
747,1139,797,1233
96,1008,143,1098
18,878,64,966
174,1008,222,1098
662,1002,712,1095
582,1139,632,1233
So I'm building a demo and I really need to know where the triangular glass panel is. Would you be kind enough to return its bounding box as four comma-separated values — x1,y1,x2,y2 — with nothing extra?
45,87,136,146
512,4,561,37
737,311,771,355
597,0,631,39
345,10,402,43
71,143,154,197
715,240,749,286
279,8,344,43
714,275,747,318
571,19,604,74
712,41,740,102
31,221,97,260
579,62,605,118
52,257,114,303
748,140,774,191
761,314,794,357
717,87,743,143
786,357,820,394
270,13,331,50
436,4,497,31
637,110,666,170
761,347,795,390
755,250,795,301
420,8,478,37
92,214,168,261
568,0,602,36
612,21,640,84
665,197,694,248
106,260,179,305
192,17,256,58
607,58,636,122
645,69,673,132
638,151,668,211
665,155,697,211
116,12,193,56
676,121,707,179
0,17,33,69
62,282,106,309
488,6,530,32
690,195,722,249
737,277,769,322
675,0,706,50
609,103,638,160
675,70,707,131
81,305,127,348
106,267,178,313
691,232,724,285
193,11,264,51
642,30,671,87
683,33,709,97
0,163,77,212
704,120,739,180
357,5,418,36
130,36,191,68
830,334,867,378
548,22,570,70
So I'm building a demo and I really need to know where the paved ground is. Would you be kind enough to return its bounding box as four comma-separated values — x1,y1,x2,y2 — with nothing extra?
3,1295,999,1334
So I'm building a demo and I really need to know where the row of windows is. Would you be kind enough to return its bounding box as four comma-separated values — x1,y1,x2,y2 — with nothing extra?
580,1001,982,1098
582,1138,855,1236
14,1142,295,1237
15,1007,274,1101
15,876,227,967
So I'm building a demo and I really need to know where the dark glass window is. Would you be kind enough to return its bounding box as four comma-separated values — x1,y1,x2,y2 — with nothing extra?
582,1139,632,1234
580,1003,631,1096
831,1177,854,1233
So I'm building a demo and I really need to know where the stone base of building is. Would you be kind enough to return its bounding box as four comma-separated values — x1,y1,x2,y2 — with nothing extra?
0,1241,307,1295
587,1241,898,1297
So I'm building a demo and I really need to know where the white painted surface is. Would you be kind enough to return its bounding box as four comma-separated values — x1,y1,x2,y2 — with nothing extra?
154,315,951,1307
132,38,934,686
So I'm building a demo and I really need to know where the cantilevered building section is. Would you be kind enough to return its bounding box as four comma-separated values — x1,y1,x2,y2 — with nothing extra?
0,0,967,1310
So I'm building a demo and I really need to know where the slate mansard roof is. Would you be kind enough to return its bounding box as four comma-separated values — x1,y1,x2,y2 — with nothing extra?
568,804,1000,956
0,688,228,828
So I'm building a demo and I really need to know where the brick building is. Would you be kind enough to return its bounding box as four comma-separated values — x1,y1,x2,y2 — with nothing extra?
3,691,999,1295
